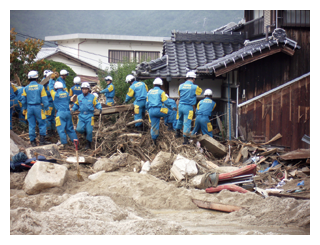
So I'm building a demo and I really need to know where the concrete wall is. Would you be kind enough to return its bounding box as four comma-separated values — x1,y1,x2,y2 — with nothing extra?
57,38,163,71
48,54,97,77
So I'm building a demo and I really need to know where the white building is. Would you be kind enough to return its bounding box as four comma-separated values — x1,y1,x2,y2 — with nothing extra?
41,33,166,80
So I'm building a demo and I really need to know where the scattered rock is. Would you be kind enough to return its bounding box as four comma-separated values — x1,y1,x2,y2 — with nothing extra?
10,139,20,161
23,161,68,195
25,144,61,160
88,171,106,181
150,151,175,169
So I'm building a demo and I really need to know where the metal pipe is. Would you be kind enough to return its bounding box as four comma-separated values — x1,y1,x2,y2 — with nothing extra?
276,10,278,28
228,79,231,140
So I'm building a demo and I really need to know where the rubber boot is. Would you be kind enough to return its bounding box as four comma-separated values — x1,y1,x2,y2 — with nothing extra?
167,123,174,131
85,140,91,150
30,140,37,147
152,139,157,146
175,129,181,138
39,135,51,145
183,137,189,145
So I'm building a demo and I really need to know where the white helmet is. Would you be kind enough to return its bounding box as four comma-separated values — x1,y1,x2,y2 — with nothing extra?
153,77,163,85
105,76,113,82
73,76,81,84
165,94,169,98
125,74,135,83
60,69,69,76
81,82,90,89
43,70,51,76
46,71,53,78
92,92,99,98
186,71,197,79
204,89,213,96
28,70,39,79
54,81,63,90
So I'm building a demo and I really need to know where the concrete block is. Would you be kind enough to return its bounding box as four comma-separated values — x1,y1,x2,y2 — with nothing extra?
198,134,227,158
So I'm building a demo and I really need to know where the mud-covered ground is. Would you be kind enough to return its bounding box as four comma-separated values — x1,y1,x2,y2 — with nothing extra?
10,167,310,235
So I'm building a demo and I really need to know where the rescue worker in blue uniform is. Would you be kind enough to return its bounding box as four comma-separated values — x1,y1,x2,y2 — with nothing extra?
175,71,203,144
146,78,172,145
14,86,27,126
190,89,216,138
99,76,115,106
48,71,59,93
71,82,102,150
42,71,56,136
163,94,177,131
51,81,78,149
124,74,148,130
10,83,18,129
56,69,69,92
69,76,82,97
20,70,50,146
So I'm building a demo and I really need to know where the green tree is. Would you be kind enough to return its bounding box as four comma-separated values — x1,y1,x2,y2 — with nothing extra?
43,60,76,89
10,28,49,85
98,59,154,104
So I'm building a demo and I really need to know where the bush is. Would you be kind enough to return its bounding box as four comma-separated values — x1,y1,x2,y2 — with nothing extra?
42,60,77,89
98,60,154,103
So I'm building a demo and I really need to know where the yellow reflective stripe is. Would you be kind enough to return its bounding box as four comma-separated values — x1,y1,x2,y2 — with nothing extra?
18,101,22,107
161,92,167,102
207,122,213,132
21,89,27,97
176,109,179,120
41,87,47,97
41,109,46,119
195,86,202,96
50,90,56,101
69,89,73,97
12,84,17,92
127,87,135,97
93,96,97,106
91,116,94,126
134,105,139,114
145,84,149,92
55,116,61,127
146,96,148,102
160,107,168,114
108,85,114,92
75,97,79,105
197,101,200,110
107,102,113,106
188,110,193,120
213,103,216,111
64,88,68,93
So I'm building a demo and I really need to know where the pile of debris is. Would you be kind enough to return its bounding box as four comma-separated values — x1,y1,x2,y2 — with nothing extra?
10,109,310,213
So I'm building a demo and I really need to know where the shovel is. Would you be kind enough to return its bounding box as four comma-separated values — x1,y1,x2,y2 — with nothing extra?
73,139,84,182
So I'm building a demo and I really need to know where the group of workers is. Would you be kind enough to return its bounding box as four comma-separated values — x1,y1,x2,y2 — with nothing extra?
10,68,216,149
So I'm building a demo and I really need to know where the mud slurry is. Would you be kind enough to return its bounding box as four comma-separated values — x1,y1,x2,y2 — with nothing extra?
10,171,310,235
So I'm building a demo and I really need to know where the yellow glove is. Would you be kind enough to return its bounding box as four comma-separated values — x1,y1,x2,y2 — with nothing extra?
22,109,27,116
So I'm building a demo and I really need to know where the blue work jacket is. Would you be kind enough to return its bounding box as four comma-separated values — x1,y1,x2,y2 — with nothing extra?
146,87,171,110
195,98,216,116
125,81,148,103
178,80,202,105
21,81,49,110
72,93,102,114
100,83,115,98
51,89,71,111
69,85,82,96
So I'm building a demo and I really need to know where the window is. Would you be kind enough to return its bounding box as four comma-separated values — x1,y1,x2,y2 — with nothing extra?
254,10,264,19
108,50,160,63
280,10,310,27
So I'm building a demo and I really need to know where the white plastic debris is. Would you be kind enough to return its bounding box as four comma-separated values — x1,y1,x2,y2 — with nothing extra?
140,161,151,174
172,154,198,177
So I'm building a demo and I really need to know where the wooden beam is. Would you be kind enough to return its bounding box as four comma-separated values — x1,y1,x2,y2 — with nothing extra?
73,104,133,116
214,46,295,77
192,199,242,213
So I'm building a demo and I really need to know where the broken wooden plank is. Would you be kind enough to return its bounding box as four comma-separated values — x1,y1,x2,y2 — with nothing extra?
260,133,282,145
126,119,143,127
192,199,242,213
258,148,277,156
14,74,21,86
10,130,30,148
235,145,244,164
279,149,310,160
119,133,142,138
268,192,310,200
39,76,50,86
72,104,134,116
198,134,227,158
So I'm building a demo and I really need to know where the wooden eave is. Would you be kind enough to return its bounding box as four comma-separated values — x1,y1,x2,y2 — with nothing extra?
213,45,296,77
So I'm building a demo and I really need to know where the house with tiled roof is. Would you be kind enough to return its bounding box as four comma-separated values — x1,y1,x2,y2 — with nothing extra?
136,10,310,151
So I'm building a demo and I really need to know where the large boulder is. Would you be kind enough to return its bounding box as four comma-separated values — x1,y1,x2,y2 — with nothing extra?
24,161,68,195
93,158,118,172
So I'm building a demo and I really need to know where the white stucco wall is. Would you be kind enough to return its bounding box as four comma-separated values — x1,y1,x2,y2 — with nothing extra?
56,38,163,71
48,54,97,77
169,78,223,99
